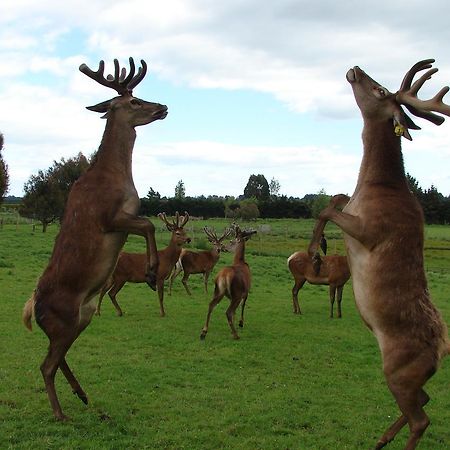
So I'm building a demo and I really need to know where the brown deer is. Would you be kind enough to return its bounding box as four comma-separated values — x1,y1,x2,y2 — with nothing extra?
200,224,257,340
287,235,350,317
168,226,233,296
309,59,450,449
97,212,190,317
22,58,168,421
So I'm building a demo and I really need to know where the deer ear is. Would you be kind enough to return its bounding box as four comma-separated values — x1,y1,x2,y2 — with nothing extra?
393,107,418,141
86,99,112,113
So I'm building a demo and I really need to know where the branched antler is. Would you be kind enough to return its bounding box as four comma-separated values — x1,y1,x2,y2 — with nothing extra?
79,57,147,95
158,211,189,231
204,226,234,243
396,59,450,125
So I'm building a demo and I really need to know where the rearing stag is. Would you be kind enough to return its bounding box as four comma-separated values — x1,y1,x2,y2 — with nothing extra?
309,59,450,449
22,58,167,421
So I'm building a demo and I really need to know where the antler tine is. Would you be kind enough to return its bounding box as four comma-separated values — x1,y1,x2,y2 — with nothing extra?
180,211,190,228
397,59,450,125
220,226,234,242
128,60,148,91
399,59,435,92
120,57,136,87
203,226,216,240
79,58,146,96
158,212,171,228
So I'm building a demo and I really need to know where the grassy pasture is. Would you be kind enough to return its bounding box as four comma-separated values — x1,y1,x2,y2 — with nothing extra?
0,218,449,449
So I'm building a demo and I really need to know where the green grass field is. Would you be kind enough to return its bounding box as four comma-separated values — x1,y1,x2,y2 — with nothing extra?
1,218,449,449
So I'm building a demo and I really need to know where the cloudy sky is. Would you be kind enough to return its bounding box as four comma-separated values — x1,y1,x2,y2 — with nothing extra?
2,0,450,199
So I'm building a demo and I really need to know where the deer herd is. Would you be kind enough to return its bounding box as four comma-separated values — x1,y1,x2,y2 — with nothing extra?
20,57,450,449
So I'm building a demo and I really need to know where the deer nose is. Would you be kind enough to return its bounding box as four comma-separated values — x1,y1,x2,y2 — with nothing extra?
186,238,191,243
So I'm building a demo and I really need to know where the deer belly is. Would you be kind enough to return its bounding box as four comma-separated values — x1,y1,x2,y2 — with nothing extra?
346,248,379,331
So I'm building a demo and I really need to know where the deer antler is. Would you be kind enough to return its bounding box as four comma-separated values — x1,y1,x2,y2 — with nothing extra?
204,227,218,242
79,57,147,96
158,211,189,231
396,59,450,126
179,212,189,228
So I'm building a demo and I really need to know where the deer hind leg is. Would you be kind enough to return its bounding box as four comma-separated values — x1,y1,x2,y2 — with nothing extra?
376,355,435,450
96,278,113,315
375,387,430,450
226,299,241,340
59,358,88,405
107,281,126,316
157,279,166,317
169,263,182,296
181,273,192,296
292,278,306,314
336,285,344,318
203,272,210,294
329,285,336,318
200,288,224,340
38,307,80,421
239,295,248,328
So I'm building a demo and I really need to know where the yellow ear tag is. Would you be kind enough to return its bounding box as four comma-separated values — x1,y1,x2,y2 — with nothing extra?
394,124,405,136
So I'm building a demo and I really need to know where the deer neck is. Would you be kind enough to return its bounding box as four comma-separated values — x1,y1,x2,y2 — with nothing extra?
211,247,221,262
233,241,246,265
166,239,183,263
356,119,408,189
94,117,137,177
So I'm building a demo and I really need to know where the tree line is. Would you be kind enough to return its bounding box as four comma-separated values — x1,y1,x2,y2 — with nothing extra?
2,152,450,231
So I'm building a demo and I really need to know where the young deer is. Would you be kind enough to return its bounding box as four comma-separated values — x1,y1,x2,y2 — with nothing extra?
309,59,450,450
168,226,233,296
97,212,190,317
287,235,350,317
22,58,167,420
200,224,257,340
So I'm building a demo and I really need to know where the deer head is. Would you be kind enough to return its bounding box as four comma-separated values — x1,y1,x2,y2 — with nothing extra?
158,211,191,246
225,223,257,251
79,57,168,126
203,226,234,252
346,59,450,140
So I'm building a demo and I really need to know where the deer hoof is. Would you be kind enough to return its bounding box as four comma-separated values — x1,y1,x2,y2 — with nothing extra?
73,390,88,405
55,412,70,422
200,332,207,340
145,273,157,291
238,321,244,328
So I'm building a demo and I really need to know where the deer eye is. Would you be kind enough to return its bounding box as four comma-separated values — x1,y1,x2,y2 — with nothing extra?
374,87,386,98
130,98,141,106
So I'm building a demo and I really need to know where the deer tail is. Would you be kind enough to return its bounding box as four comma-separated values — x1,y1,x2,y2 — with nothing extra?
22,294,35,331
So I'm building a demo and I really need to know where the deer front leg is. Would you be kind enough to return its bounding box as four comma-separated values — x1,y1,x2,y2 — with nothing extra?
308,194,350,255
310,194,377,252
109,212,159,290
157,279,166,317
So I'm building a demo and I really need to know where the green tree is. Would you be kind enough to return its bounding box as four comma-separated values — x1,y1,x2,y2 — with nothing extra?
269,177,280,198
224,197,240,219
20,153,89,231
311,189,332,219
406,172,423,199
0,133,9,203
174,180,185,199
239,198,260,221
422,185,445,224
244,174,270,200
20,170,62,232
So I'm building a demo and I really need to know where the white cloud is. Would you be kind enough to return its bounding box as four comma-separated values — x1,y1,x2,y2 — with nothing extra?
2,0,450,197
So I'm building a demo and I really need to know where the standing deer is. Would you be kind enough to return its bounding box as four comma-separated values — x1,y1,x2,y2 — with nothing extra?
97,212,190,317
22,58,167,421
309,59,450,449
287,235,350,317
200,224,257,340
168,226,233,296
